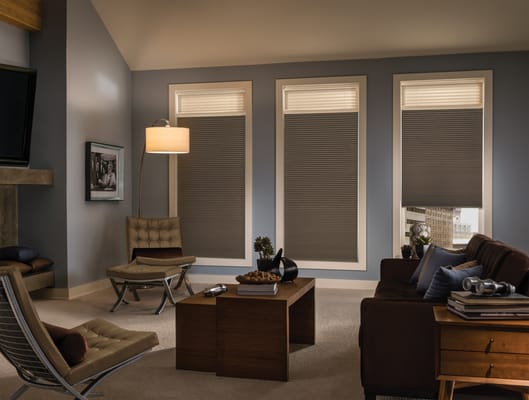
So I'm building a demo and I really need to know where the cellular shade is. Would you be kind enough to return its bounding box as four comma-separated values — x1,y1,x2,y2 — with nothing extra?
177,116,245,258
401,108,483,207
284,112,358,262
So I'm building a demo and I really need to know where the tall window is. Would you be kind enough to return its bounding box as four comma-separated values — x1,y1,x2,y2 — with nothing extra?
169,81,252,266
393,71,492,253
276,76,366,270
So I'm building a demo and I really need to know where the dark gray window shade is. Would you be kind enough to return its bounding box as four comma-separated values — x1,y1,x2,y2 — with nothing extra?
177,116,245,258
284,112,358,262
402,108,483,207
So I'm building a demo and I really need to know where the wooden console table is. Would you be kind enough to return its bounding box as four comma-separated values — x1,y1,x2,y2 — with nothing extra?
175,277,315,381
434,306,529,400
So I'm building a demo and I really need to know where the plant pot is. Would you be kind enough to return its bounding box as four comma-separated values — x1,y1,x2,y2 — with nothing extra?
401,247,412,259
257,259,280,276
415,244,424,259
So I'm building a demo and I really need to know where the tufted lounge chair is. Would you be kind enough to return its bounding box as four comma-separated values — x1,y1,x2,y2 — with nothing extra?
106,216,196,314
0,265,159,400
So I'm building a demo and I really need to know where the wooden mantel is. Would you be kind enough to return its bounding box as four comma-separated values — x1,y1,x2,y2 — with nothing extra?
0,167,53,185
0,167,53,246
0,0,40,31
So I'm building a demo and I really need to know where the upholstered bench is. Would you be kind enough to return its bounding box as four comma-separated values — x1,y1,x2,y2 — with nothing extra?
107,256,196,314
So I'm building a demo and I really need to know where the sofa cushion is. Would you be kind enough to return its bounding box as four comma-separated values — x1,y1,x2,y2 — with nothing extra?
375,280,424,300
493,249,529,290
478,240,512,278
465,233,491,260
416,247,467,293
424,264,483,300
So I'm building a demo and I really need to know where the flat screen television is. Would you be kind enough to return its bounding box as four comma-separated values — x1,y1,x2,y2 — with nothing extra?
0,63,37,167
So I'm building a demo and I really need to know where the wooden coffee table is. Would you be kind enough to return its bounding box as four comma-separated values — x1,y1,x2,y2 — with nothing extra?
175,277,315,381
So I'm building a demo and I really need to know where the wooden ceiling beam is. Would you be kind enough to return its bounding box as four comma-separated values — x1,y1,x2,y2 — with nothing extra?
0,0,40,31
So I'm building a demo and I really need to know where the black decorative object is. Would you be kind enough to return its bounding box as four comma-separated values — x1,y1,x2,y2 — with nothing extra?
257,248,282,277
400,245,412,259
280,257,298,282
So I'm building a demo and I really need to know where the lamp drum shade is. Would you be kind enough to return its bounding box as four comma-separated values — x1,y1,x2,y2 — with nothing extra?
145,126,190,153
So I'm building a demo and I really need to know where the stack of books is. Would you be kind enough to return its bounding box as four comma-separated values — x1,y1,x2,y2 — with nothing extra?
237,282,278,296
448,290,529,320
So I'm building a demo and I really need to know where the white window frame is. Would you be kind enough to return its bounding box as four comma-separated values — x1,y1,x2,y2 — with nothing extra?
276,76,367,271
168,81,253,267
392,71,493,255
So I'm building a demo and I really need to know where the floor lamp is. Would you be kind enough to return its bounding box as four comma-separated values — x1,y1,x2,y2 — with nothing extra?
137,119,189,216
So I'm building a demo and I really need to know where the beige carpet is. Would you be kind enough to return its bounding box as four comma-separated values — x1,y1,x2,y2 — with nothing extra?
0,285,518,399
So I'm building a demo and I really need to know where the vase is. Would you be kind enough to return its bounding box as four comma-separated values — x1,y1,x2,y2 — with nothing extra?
280,257,298,282
257,248,282,276
401,247,412,259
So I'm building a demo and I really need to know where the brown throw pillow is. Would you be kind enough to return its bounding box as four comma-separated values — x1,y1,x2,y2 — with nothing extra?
29,257,54,272
43,322,88,366
451,260,479,270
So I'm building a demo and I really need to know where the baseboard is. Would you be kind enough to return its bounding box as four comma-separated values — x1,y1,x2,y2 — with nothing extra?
39,278,112,300
189,273,378,290
35,274,377,300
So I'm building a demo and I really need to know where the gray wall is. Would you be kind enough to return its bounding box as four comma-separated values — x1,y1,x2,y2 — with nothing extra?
20,0,131,288
132,51,529,281
22,0,69,287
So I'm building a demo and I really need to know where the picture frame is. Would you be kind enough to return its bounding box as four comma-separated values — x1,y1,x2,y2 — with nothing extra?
85,142,124,201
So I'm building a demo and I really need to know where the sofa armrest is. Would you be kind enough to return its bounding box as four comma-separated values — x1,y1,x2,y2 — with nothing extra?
359,296,442,398
380,258,419,283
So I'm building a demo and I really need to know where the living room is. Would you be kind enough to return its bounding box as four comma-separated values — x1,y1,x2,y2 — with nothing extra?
0,0,528,399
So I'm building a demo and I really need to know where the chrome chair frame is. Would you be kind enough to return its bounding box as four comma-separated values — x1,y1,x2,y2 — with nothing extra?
108,263,193,315
0,274,151,400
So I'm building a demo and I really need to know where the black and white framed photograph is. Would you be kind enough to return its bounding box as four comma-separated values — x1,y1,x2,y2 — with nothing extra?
85,142,124,201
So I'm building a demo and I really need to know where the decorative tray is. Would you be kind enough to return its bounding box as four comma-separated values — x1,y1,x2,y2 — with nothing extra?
236,270,281,284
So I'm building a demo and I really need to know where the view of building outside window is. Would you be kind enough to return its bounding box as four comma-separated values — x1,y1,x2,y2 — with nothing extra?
453,208,479,245
404,207,479,248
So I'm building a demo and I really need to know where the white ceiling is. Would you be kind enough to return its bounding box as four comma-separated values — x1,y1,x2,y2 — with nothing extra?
91,0,529,71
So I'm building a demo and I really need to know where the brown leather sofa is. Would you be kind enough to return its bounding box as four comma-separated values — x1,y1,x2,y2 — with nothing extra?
359,234,529,399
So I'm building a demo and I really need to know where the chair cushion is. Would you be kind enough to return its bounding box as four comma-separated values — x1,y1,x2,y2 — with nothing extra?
135,255,196,266
132,247,183,260
127,217,183,260
107,263,183,281
65,318,159,384
44,322,88,366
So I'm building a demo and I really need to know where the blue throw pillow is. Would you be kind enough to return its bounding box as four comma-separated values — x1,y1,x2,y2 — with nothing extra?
424,264,483,300
416,247,467,293
0,246,39,263
409,245,435,284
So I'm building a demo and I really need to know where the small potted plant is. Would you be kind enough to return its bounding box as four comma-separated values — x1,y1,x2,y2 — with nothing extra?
254,236,274,270
415,235,432,259
400,244,413,259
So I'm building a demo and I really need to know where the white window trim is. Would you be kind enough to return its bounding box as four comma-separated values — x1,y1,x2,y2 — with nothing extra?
168,81,253,267
276,76,367,271
392,71,493,255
